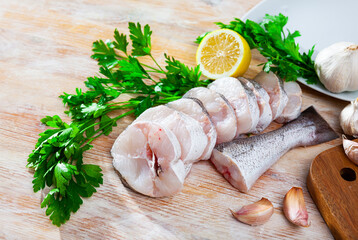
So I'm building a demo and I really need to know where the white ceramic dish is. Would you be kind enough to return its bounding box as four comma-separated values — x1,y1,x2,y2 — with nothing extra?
242,0,358,101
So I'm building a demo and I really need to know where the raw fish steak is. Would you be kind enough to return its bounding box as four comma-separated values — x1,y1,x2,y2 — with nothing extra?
275,81,302,124
135,105,207,166
111,121,186,197
208,77,260,136
239,77,272,133
211,106,338,193
184,87,237,144
167,98,217,160
254,71,288,120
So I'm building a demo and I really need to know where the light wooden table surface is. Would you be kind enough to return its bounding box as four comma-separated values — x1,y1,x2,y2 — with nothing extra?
0,0,347,239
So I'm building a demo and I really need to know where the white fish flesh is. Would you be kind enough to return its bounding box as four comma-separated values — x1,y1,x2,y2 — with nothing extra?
242,85,261,133
208,77,260,136
254,71,288,120
167,98,217,160
184,87,237,144
239,77,272,133
134,105,207,166
111,121,186,197
211,106,338,193
275,81,303,124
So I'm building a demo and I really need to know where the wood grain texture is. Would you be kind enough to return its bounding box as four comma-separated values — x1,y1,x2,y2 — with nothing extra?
307,141,358,240
0,0,348,239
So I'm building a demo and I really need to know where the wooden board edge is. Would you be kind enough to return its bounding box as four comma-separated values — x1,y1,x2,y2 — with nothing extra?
307,151,344,240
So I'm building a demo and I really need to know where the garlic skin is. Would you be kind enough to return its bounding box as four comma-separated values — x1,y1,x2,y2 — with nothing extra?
340,98,358,137
342,135,358,165
283,187,311,227
230,198,274,226
314,42,358,93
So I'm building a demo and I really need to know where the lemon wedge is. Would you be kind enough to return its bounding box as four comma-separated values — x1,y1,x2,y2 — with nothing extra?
196,29,251,79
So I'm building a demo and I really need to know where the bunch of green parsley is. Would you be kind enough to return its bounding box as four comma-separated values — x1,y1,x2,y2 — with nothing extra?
196,13,318,84
27,22,210,226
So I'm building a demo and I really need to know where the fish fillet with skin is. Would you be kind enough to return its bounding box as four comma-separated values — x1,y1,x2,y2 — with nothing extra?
111,121,186,197
208,77,260,136
275,81,303,123
211,106,338,193
254,71,288,120
239,77,272,133
184,87,237,144
135,105,208,166
167,98,217,160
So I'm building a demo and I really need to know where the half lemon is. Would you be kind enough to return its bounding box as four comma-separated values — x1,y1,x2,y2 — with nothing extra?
196,29,251,79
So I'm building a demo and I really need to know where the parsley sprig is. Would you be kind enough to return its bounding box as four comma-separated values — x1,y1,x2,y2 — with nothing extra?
196,13,319,84
27,22,210,226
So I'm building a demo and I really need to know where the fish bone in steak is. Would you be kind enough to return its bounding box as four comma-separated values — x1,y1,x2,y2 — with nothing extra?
208,77,260,136
184,87,237,144
167,98,217,160
135,105,207,167
111,121,186,197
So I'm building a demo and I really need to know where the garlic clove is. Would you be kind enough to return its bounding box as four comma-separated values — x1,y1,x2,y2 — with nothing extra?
283,187,311,227
342,135,358,165
230,198,274,226
340,98,358,137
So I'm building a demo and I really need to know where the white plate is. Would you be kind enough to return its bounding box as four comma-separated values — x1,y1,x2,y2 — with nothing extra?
242,0,358,101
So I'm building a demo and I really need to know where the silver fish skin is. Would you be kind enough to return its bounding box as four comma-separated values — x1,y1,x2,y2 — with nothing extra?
167,97,217,160
211,106,338,193
239,77,272,133
254,71,288,120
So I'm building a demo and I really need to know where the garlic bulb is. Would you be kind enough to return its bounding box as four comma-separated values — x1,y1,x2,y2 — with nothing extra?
340,98,358,137
315,42,358,93
342,135,358,165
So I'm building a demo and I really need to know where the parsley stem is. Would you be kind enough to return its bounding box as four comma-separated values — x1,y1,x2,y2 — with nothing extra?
147,77,158,84
141,63,163,73
157,96,181,103
112,56,162,74
82,109,135,145
108,104,137,111
107,101,138,107
157,92,176,97
86,133,103,145
113,109,136,121
149,54,165,72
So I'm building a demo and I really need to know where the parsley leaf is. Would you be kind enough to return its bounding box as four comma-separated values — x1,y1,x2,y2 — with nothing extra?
194,32,210,44
40,164,103,226
91,40,119,68
113,28,129,55
129,22,152,56
54,163,78,195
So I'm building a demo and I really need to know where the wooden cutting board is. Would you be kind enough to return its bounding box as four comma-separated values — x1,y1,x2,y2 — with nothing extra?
307,140,358,239
0,0,349,239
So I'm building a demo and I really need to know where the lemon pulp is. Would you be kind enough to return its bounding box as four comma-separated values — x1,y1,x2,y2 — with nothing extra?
196,29,251,79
